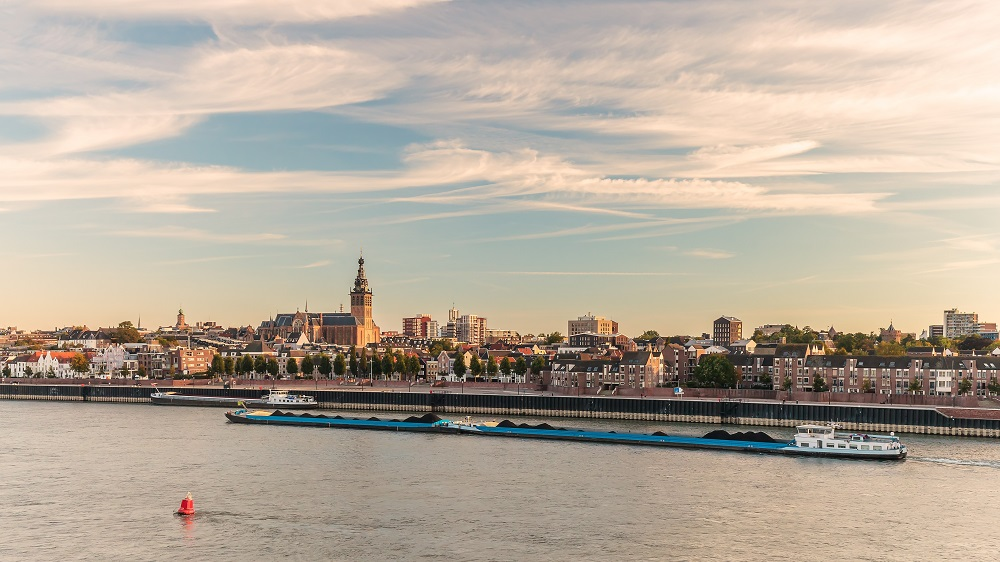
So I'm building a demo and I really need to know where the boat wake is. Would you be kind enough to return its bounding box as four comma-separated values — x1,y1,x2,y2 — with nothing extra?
912,457,1000,470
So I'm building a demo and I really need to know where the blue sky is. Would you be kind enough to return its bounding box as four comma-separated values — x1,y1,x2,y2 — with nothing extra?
2,0,999,336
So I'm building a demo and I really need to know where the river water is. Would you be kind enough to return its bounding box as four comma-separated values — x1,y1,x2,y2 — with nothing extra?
3,400,999,561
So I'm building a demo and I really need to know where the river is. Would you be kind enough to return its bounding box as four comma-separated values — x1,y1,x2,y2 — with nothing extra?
2,400,999,561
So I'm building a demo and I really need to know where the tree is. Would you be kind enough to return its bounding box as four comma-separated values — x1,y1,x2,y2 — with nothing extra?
692,355,738,388
758,373,772,388
254,356,267,377
372,353,383,378
111,321,143,344
381,354,393,378
359,349,368,377
70,353,90,376
545,332,564,345
499,357,512,379
209,354,224,375
239,355,254,376
318,354,333,378
2,365,10,378
394,351,406,378
874,342,906,356
429,339,455,357
300,355,315,377
224,357,235,376
959,335,992,351
636,330,660,340
513,357,527,381
406,355,421,380
470,355,483,379
958,378,974,395
813,376,829,392
24,366,34,378
453,353,467,380
861,378,873,393
286,357,299,376
987,377,1000,396
349,346,358,377
137,365,147,379
530,356,545,378
333,354,346,378
486,356,498,379
908,378,922,394
781,375,792,391
266,357,279,379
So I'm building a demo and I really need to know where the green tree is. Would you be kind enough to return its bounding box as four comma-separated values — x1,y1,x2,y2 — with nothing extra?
781,375,793,391
861,379,873,393
334,353,347,378
253,356,267,377
530,356,545,378
349,346,358,377
381,353,393,378
209,354,224,375
137,365,147,379
224,357,235,376
371,353,383,378
987,377,1000,395
2,365,11,378
470,355,483,379
266,357,279,379
300,355,315,377
486,356,498,379
111,321,143,344
908,378,923,394
394,351,406,378
499,357,512,379
692,355,738,388
239,355,254,376
958,378,973,395
286,357,299,376
318,354,333,378
514,357,527,381
70,352,90,376
813,376,829,392
959,335,992,351
874,341,906,356
545,332,564,345
636,330,660,340
359,348,368,377
406,355,421,380
429,339,455,357
453,353,467,380
24,366,34,378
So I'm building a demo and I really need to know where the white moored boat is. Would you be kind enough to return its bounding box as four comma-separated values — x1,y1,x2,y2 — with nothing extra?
256,390,318,408
783,424,906,459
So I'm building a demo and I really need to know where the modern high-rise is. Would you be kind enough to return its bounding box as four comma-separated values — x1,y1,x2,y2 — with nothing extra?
456,314,487,345
713,316,742,346
568,313,619,337
403,314,437,338
943,309,978,339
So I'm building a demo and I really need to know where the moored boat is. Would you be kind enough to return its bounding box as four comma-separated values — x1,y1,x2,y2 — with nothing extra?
151,389,318,409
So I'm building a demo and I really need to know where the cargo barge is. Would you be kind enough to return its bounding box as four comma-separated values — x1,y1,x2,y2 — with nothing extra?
224,410,907,460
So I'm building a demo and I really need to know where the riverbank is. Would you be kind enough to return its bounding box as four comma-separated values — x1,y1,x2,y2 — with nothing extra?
3,382,1000,437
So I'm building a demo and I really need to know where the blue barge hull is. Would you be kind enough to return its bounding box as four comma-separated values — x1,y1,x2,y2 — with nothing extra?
225,411,905,460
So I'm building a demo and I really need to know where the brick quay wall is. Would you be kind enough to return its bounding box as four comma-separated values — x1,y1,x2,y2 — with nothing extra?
2,382,999,438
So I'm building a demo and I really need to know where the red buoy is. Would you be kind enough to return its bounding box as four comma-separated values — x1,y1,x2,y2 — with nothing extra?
176,492,195,515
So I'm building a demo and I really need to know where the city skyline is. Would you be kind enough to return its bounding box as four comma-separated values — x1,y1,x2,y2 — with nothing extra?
3,1,1000,333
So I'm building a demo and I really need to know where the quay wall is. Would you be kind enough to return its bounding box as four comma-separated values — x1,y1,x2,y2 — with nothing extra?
2,384,999,437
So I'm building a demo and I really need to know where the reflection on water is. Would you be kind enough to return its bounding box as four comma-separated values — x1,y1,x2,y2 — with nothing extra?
1,401,999,561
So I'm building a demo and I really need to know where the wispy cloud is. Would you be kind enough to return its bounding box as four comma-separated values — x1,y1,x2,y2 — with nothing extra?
500,271,678,277
295,260,331,269
112,226,286,243
684,249,735,260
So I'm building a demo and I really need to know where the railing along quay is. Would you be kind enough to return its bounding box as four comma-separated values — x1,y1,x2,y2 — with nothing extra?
1,384,998,437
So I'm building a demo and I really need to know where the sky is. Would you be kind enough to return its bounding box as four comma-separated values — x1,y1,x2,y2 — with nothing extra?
2,0,999,336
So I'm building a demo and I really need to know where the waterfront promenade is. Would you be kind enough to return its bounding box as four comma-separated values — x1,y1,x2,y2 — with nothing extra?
3,378,1000,437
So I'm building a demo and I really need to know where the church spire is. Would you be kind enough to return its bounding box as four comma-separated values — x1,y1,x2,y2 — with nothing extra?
353,253,370,294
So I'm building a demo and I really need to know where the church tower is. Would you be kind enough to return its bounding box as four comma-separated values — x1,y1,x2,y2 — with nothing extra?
350,254,375,341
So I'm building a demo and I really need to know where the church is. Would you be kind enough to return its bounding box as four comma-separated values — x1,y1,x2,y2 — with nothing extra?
257,254,381,347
